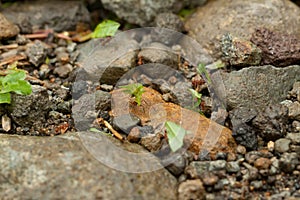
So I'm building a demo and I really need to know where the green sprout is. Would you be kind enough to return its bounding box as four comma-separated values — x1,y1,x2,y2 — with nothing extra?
91,20,120,38
197,63,211,84
165,121,190,152
119,83,144,106
0,63,32,104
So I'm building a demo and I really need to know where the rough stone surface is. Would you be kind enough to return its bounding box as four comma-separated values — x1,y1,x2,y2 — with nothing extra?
185,0,300,59
138,42,179,68
113,113,141,134
102,0,186,26
286,133,300,144
0,132,178,199
252,104,289,141
2,1,90,33
7,85,51,133
154,12,184,32
287,101,300,121
216,65,300,111
0,12,19,39
279,152,299,173
251,28,300,67
178,179,206,200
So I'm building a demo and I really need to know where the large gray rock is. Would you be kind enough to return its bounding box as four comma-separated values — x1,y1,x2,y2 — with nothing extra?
2,1,90,33
185,0,300,59
101,0,205,26
0,132,177,200
214,65,300,111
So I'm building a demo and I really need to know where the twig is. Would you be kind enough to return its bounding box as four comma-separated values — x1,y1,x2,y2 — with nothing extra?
0,44,18,50
97,118,124,141
0,54,27,66
24,33,49,39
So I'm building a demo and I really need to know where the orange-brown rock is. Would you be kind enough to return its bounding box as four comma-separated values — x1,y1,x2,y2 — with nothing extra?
111,87,237,158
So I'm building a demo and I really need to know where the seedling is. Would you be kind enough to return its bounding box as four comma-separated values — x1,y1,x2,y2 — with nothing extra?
189,88,202,109
197,63,211,84
119,83,144,106
0,63,32,104
91,20,120,38
165,121,190,152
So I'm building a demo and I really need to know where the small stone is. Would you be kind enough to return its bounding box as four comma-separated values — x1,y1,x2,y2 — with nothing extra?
211,108,228,125
287,101,300,121
267,141,275,152
236,145,247,155
100,84,113,92
53,64,73,78
226,152,237,161
250,180,263,190
56,52,70,63
166,155,187,176
226,161,240,173
1,114,11,132
286,133,300,144
67,42,77,53
139,133,163,152
254,157,271,170
112,113,141,134
279,152,299,173
215,152,227,160
154,12,184,32
127,126,153,143
292,121,300,132
275,138,291,153
26,40,47,67
201,172,219,186
94,90,111,111
178,179,206,200
185,161,209,178
0,13,19,39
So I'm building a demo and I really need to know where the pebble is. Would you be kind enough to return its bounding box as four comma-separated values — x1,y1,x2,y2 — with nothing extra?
279,152,299,173
226,161,240,173
274,138,291,153
208,160,227,171
166,155,187,177
139,133,163,152
128,126,154,143
286,132,300,144
292,121,300,132
26,40,47,67
287,101,300,121
254,157,271,170
178,179,206,200
53,63,73,78
112,113,141,134
0,13,19,39
267,141,275,152
250,180,263,190
201,172,219,186
236,145,247,155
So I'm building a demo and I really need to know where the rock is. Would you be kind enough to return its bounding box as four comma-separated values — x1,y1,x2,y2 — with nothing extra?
2,1,90,33
226,161,240,173
279,152,299,173
251,28,300,67
112,113,141,134
275,138,291,153
229,107,257,149
178,179,206,200
26,40,47,67
94,90,111,111
165,155,187,176
185,0,300,59
53,64,73,78
127,126,153,143
236,145,247,155
286,133,300,144
0,132,178,199
138,42,179,67
254,157,271,170
201,172,219,186
101,0,185,26
289,81,300,102
112,87,237,158
252,104,288,141
7,85,51,134
216,65,300,111
221,33,262,67
208,160,227,171
185,161,210,178
268,141,275,152
287,101,300,121
0,13,19,39
250,180,263,190
154,12,184,32
139,133,164,152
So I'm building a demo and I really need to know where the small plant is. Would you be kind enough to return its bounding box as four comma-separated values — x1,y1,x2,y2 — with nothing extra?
197,63,211,84
0,63,32,104
189,88,202,110
91,19,120,39
165,121,190,152
119,83,144,106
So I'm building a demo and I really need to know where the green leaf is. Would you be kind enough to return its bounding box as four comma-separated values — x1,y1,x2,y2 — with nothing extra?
197,63,211,84
189,88,202,109
0,93,11,104
165,121,189,152
120,83,144,106
91,20,120,38
1,80,32,95
2,70,26,83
